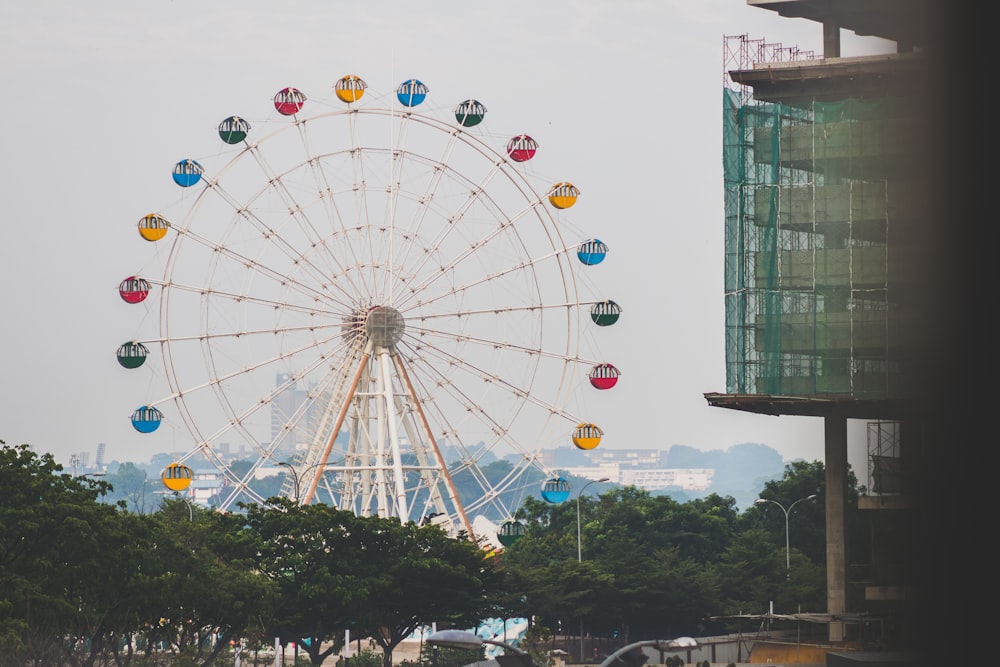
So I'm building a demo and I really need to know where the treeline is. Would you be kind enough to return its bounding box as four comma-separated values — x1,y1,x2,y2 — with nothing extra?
0,442,864,666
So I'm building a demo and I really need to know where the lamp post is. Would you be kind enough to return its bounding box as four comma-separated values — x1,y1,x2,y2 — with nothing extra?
156,490,194,521
277,461,301,502
755,494,817,576
576,477,609,662
427,629,535,667
597,637,698,667
278,461,330,504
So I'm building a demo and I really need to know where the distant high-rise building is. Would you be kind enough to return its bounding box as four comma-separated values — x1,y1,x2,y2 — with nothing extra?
271,372,321,455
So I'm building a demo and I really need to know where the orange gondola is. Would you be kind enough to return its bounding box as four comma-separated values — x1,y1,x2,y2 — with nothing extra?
137,214,170,242
548,182,580,209
161,463,193,492
335,75,367,103
572,422,604,450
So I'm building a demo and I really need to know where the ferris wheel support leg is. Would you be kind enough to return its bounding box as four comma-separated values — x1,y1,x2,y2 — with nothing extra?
394,354,476,541
377,348,411,521
302,348,372,505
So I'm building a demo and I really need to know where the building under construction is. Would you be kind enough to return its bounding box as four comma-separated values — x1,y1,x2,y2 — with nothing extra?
706,2,979,664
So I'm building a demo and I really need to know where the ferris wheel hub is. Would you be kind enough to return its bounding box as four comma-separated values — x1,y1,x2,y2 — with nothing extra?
365,306,405,347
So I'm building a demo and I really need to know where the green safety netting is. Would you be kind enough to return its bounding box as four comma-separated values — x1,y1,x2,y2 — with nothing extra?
722,89,921,399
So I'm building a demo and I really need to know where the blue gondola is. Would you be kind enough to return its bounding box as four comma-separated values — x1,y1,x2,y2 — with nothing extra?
397,79,428,107
577,239,608,266
131,405,163,433
541,476,571,503
172,159,203,187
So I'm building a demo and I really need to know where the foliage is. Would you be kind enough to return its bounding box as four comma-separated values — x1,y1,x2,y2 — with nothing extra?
415,639,481,667
342,648,386,667
0,440,851,664
351,519,504,667
522,622,555,667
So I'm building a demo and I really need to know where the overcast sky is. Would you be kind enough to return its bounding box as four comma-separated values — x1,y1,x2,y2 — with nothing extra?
0,1,895,478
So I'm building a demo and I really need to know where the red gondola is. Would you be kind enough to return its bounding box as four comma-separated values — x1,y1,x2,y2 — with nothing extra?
119,276,150,304
274,87,306,115
589,363,620,390
506,135,537,162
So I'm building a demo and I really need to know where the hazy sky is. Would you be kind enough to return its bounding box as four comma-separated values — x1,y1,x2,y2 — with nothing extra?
0,1,894,477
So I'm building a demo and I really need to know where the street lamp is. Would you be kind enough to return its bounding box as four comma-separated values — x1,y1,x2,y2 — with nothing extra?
155,490,194,521
597,637,698,667
755,494,817,576
576,476,609,662
277,461,301,502
278,461,329,504
427,629,535,667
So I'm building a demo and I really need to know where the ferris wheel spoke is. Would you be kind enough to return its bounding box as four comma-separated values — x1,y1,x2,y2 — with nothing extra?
142,278,344,322
162,223,341,309
394,239,571,315
211,144,346,283
407,319,591,367
402,333,583,427
388,184,545,310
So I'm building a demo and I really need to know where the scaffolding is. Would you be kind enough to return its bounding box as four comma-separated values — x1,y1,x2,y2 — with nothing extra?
721,35,919,399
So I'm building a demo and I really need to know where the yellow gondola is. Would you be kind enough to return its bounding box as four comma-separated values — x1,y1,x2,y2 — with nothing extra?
572,422,603,450
161,463,193,492
335,75,367,103
137,214,170,242
548,182,580,209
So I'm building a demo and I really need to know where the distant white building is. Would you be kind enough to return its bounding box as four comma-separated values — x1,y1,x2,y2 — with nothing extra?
561,463,714,492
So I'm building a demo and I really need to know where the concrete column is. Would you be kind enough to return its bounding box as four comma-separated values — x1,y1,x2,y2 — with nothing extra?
824,415,848,642
823,21,841,58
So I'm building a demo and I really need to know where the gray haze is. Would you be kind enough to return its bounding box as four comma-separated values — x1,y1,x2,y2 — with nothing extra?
0,2,893,475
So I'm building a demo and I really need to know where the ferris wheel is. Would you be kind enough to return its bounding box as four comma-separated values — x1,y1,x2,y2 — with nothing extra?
117,75,621,540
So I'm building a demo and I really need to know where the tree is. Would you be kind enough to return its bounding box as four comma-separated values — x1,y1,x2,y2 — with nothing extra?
243,499,363,666
121,499,274,665
0,442,126,664
352,518,504,667
751,460,842,565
